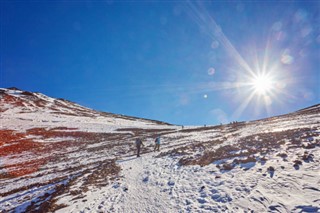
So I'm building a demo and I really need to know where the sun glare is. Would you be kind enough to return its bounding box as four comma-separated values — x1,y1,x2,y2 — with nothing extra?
251,74,274,95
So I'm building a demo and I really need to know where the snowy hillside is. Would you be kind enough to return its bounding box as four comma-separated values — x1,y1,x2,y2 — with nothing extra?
0,88,319,213
0,87,172,132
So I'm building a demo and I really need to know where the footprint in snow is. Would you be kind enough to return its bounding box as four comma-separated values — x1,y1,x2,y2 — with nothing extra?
185,199,192,205
167,180,175,186
143,176,149,183
197,198,207,204
113,183,120,189
144,170,151,175
293,205,319,212
211,192,232,203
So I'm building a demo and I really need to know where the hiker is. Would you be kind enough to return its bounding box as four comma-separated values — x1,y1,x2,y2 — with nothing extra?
135,137,144,157
154,135,161,152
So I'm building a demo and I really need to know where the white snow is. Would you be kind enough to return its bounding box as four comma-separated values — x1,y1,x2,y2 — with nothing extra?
1,88,319,212
54,147,320,213
0,88,175,133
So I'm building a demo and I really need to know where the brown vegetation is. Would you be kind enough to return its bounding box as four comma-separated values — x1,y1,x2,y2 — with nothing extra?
177,127,319,167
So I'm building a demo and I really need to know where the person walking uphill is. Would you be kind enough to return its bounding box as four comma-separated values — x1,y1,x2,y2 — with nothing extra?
135,138,144,157
154,135,161,152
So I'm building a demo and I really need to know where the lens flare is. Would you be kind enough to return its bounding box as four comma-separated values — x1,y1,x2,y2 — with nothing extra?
208,67,215,75
281,54,294,64
251,74,274,95
185,1,295,120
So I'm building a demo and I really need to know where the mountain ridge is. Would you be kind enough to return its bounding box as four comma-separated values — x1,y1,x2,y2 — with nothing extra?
0,87,173,130
2,87,318,127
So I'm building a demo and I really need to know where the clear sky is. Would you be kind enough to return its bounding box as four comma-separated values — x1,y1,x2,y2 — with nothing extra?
1,0,319,125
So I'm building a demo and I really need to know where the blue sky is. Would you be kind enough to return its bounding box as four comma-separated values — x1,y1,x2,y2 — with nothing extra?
1,1,319,125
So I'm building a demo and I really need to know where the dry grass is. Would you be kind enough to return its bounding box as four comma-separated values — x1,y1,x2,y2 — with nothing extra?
177,127,319,167
0,126,130,211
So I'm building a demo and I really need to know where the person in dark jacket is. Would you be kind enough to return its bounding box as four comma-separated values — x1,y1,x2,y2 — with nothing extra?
135,138,144,157
154,135,161,152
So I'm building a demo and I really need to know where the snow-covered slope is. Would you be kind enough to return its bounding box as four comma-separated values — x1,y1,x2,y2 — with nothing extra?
0,88,319,213
0,87,172,132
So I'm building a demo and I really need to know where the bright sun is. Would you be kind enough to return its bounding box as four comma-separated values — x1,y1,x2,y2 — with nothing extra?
251,74,274,95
